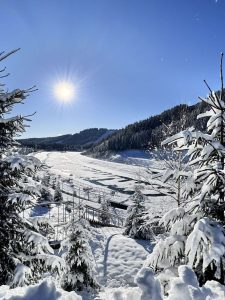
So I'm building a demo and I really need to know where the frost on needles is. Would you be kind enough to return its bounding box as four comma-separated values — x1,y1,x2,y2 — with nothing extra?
144,53,225,293
0,50,64,287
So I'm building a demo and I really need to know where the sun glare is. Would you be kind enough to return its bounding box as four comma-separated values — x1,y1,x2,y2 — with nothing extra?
53,81,75,103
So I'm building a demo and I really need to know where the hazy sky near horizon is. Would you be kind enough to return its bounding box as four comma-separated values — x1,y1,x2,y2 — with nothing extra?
1,0,225,138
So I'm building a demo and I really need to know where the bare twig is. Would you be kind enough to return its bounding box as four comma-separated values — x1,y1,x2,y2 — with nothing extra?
220,52,224,100
204,79,213,94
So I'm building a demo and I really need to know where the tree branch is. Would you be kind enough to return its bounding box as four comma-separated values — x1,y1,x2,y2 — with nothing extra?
0,48,20,62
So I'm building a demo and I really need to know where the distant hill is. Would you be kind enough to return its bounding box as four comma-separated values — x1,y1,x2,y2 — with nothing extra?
85,101,209,157
20,101,209,154
19,128,115,151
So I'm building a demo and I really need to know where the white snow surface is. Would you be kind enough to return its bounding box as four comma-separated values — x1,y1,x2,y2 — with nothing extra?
34,151,175,217
99,265,225,300
0,279,81,300
91,227,152,288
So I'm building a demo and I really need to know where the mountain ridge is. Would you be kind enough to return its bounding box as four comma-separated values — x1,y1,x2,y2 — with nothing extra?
19,128,116,151
19,101,209,153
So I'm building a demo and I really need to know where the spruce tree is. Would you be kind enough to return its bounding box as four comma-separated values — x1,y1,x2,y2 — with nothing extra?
61,218,98,291
123,186,152,239
0,50,64,286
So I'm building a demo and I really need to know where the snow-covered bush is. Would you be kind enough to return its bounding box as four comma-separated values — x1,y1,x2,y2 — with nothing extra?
124,186,153,239
60,218,98,292
0,50,64,287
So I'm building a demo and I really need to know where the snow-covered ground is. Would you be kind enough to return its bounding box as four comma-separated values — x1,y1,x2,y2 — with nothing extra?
35,151,175,218
91,227,152,288
0,226,153,300
0,280,81,300
89,226,153,300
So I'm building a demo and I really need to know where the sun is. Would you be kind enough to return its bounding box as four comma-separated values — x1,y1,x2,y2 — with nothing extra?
53,81,75,103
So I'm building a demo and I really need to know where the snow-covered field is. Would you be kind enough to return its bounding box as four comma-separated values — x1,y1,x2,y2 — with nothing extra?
35,151,175,218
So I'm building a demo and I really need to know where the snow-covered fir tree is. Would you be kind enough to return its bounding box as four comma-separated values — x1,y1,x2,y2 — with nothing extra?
61,217,98,292
0,49,64,287
28,216,55,238
123,185,152,239
41,174,50,187
99,197,111,224
54,182,63,204
38,187,53,204
145,53,225,291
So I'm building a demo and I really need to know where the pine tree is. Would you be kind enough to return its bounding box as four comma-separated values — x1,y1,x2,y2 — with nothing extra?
61,218,98,291
123,186,152,239
0,50,64,287
145,53,225,291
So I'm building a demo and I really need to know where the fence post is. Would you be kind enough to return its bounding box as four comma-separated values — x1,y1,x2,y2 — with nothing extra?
57,205,60,240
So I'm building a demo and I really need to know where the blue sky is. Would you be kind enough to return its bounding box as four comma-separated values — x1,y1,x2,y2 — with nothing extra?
1,0,225,137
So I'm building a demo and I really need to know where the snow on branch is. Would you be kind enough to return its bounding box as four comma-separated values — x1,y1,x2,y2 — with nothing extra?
186,217,225,277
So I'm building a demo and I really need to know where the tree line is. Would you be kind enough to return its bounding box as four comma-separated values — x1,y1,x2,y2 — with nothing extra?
86,101,209,157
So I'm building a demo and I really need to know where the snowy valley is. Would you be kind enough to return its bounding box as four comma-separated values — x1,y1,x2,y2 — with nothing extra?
2,4,225,298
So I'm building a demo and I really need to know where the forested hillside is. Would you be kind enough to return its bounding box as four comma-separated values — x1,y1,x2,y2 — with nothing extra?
19,128,115,151
20,102,209,153
85,101,209,156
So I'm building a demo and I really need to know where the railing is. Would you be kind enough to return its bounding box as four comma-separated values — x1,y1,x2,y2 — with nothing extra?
83,205,124,227
27,200,125,228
